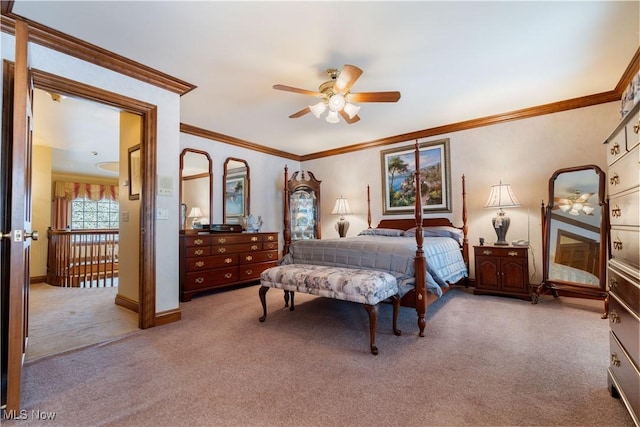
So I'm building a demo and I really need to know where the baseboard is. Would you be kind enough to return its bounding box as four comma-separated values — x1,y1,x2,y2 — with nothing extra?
30,275,47,284
115,293,139,313
155,308,181,326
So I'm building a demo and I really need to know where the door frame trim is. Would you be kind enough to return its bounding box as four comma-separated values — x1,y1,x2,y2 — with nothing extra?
32,68,157,329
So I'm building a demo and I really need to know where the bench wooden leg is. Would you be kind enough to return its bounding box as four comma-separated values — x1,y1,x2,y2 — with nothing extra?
363,303,379,355
391,295,402,336
259,286,269,322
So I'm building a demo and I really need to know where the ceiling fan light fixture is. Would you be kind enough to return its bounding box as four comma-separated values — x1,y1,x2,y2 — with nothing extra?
328,93,346,112
582,205,595,215
325,110,340,123
343,102,360,119
309,101,327,119
559,204,571,212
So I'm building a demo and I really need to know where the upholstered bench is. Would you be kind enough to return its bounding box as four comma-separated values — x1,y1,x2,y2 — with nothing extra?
259,264,401,355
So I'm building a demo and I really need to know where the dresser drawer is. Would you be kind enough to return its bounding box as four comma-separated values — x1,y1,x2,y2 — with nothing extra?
211,234,260,245
186,253,237,271
609,264,640,316
239,250,278,265
183,235,212,247
609,332,640,421
475,246,527,258
185,266,239,289
608,145,639,196
606,126,628,166
262,233,278,243
609,189,639,227
625,105,640,151
611,227,640,269
239,260,277,280
185,246,211,257
211,242,263,255
609,294,640,369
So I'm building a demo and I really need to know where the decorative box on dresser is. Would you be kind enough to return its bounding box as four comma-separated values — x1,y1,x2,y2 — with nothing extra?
473,245,531,300
604,100,640,426
180,232,279,302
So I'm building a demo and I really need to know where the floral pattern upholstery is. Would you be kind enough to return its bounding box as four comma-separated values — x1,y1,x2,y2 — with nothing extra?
260,264,398,305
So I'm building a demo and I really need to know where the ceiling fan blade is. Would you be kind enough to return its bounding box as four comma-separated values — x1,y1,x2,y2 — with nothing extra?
347,91,401,103
273,84,324,98
289,107,311,119
576,193,593,203
334,64,363,93
339,110,360,124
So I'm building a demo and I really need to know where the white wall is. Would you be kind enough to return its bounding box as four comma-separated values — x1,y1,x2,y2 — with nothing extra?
302,102,619,284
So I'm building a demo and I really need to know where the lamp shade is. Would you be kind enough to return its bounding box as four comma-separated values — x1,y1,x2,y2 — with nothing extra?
331,197,352,216
484,182,521,209
188,207,203,218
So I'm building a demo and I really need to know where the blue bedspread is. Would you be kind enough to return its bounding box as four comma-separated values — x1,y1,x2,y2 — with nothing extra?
281,235,468,297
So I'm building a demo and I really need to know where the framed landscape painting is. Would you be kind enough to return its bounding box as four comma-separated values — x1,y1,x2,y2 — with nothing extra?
225,176,245,222
380,138,451,215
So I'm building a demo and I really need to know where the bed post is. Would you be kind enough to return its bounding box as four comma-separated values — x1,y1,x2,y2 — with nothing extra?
283,165,291,256
413,140,427,337
367,185,372,229
461,174,469,267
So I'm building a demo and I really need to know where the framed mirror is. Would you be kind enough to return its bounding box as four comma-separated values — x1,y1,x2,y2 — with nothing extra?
223,157,249,224
535,164,609,317
180,149,212,230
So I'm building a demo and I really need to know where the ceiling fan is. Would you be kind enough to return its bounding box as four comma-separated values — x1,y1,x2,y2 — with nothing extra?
554,190,595,216
273,64,401,124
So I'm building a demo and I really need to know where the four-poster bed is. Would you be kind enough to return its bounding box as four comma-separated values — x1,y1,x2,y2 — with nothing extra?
281,142,469,336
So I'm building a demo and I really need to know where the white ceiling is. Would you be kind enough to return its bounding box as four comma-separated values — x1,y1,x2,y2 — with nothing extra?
11,1,640,176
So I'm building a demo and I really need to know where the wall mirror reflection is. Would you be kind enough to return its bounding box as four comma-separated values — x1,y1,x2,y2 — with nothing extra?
180,149,212,230
535,164,609,317
223,158,249,224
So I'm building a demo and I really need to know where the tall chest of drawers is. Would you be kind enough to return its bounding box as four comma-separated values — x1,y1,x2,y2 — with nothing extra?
179,232,279,302
604,101,640,426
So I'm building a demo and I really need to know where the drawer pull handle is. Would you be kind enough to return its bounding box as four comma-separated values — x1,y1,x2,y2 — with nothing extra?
224,273,233,279
194,238,203,245
225,257,233,264
634,121,640,134
267,253,274,259
195,277,204,284
195,261,204,268
251,236,259,242
610,143,620,155
610,353,621,368
508,251,518,257
612,239,623,251
218,247,226,253
245,269,253,276
194,249,204,256
609,174,619,186
609,310,620,324
611,205,621,218
609,277,617,289
245,255,253,262
217,237,226,244
267,236,275,241
251,245,259,251
482,250,492,255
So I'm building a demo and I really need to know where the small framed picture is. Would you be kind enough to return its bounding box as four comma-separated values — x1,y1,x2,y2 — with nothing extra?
128,145,141,200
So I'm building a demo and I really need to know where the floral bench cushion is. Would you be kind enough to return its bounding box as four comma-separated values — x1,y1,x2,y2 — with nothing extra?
260,264,398,306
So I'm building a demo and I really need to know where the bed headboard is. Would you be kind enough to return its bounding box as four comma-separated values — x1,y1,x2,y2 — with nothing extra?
376,218,457,230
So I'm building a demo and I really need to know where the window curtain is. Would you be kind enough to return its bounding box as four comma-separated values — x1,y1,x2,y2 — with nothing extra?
52,181,119,229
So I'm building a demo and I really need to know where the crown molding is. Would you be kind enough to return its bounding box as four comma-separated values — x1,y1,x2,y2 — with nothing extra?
1,14,196,96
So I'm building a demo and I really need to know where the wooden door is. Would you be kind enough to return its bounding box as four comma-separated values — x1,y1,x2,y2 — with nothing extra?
1,19,34,413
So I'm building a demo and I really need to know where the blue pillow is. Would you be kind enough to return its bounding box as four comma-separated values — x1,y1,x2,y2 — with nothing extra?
357,228,405,237
404,226,463,244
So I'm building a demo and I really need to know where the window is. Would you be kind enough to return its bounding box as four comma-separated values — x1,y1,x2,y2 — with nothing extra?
70,197,119,229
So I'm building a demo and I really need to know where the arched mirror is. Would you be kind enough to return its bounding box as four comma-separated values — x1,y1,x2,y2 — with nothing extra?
223,157,250,224
535,165,609,317
180,149,212,230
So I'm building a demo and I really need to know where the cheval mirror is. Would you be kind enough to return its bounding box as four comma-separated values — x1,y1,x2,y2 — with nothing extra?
535,164,609,318
223,157,250,224
180,149,212,230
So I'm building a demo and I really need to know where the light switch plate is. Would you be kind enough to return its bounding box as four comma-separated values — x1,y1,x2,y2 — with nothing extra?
156,208,169,220
157,175,173,196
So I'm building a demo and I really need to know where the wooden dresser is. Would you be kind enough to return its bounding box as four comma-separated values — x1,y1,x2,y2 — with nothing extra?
179,232,279,301
604,101,639,426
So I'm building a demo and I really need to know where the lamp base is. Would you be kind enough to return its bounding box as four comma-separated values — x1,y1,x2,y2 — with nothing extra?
492,215,510,246
336,220,349,238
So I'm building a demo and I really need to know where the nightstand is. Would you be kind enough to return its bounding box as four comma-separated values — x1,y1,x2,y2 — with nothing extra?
473,245,531,300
